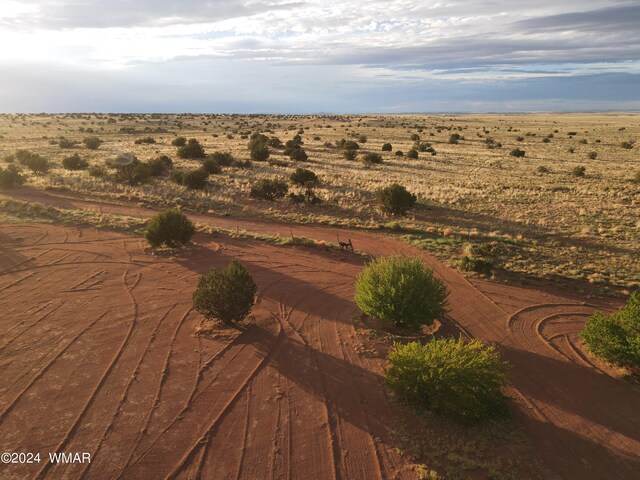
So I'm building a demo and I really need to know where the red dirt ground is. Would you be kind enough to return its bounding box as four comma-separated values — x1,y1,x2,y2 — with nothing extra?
1,189,639,479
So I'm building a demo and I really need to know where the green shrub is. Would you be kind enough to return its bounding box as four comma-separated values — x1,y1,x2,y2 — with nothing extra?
88,165,106,177
510,148,525,157
268,136,283,148
382,143,392,151
248,133,270,161
355,256,448,330
202,158,222,174
289,187,320,205
0,165,25,189
171,136,187,147
336,139,359,150
407,149,418,159
62,153,88,170
395,150,404,157
209,151,234,166
178,169,209,189
588,151,597,160
135,136,156,145
144,209,195,248
460,256,493,275
358,134,367,143
289,147,308,162
290,168,318,186
581,293,640,370
114,158,151,186
284,135,304,155
16,150,49,174
58,138,77,149
448,133,461,144
621,140,635,149
177,138,206,159
250,179,288,201
193,260,257,324
343,149,357,161
385,339,509,423
572,165,586,177
147,155,172,176
376,183,416,215
83,136,103,150
363,152,383,165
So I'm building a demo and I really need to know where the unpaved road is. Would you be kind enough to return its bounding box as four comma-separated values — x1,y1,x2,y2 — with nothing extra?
0,189,639,479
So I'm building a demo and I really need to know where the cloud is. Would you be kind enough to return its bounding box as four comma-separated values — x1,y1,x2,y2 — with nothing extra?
0,1,638,111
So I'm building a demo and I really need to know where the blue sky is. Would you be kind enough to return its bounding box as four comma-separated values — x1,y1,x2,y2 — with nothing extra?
0,0,638,113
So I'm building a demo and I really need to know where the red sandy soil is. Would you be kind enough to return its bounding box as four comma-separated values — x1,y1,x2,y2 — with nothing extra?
0,189,639,479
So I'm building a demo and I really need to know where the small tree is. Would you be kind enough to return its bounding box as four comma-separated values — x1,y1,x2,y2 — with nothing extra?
355,256,448,330
581,293,640,371
171,136,187,147
385,339,509,423
145,209,195,248
177,138,206,159
193,260,257,324
376,183,416,215
248,133,270,161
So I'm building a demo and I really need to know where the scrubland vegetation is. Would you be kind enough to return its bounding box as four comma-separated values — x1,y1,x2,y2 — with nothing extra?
0,112,638,292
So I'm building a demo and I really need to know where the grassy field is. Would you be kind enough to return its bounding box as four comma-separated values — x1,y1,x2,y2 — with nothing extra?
1,112,638,292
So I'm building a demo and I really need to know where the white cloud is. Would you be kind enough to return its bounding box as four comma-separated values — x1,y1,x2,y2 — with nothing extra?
0,0,638,111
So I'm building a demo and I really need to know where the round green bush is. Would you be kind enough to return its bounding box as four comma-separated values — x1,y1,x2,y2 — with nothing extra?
385,339,509,423
144,209,195,248
355,256,448,330
407,149,418,159
376,183,417,215
193,260,257,324
581,293,640,371
382,143,392,151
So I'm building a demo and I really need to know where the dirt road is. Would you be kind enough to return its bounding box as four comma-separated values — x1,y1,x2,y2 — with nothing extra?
0,189,638,479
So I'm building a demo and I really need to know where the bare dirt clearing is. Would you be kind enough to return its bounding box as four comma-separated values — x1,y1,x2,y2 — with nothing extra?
0,189,639,479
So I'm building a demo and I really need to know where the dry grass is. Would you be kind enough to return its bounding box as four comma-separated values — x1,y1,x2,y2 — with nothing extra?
1,112,638,290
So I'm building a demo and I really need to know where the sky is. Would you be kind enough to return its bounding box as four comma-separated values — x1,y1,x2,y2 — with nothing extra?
0,0,639,113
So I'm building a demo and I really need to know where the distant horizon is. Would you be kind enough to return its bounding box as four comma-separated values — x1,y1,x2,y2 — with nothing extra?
2,110,640,116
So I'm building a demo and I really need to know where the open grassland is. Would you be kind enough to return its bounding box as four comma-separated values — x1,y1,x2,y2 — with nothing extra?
1,112,638,292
